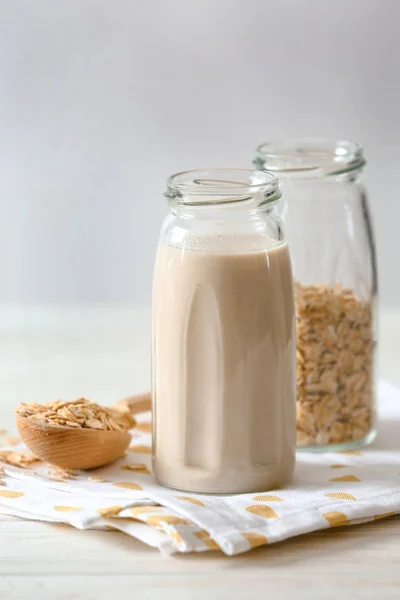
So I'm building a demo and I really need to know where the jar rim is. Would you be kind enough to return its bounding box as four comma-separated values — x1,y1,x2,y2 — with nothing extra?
165,168,281,206
254,138,366,177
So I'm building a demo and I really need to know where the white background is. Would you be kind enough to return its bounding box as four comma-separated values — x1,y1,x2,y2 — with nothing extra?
0,0,398,306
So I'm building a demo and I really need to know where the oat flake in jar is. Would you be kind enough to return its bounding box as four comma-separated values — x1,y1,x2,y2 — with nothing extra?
253,139,378,451
152,169,296,493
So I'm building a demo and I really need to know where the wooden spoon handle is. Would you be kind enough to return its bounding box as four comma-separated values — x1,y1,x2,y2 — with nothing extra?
116,392,152,415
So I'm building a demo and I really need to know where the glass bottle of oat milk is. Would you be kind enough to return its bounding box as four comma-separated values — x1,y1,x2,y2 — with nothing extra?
152,169,296,493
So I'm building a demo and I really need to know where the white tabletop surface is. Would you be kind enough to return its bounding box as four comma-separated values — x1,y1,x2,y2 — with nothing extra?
1,305,400,600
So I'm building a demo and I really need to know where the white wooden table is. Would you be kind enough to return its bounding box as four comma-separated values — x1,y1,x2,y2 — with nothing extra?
1,306,400,600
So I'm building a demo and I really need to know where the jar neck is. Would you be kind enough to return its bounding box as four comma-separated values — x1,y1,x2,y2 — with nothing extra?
254,163,364,184
273,169,364,185
165,168,281,210
171,201,277,222
253,138,366,180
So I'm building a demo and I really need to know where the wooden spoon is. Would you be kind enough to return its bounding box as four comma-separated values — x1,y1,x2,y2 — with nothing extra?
115,391,152,415
16,392,152,470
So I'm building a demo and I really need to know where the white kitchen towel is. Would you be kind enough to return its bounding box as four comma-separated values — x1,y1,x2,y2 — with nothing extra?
1,380,399,556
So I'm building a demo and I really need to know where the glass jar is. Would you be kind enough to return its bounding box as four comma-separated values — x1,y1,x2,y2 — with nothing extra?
253,139,378,452
152,169,296,493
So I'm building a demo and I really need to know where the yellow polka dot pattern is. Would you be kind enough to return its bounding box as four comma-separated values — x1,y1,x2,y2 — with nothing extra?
176,496,205,507
97,506,123,517
329,475,361,482
253,495,283,502
373,512,397,521
325,492,357,501
323,511,350,527
130,505,161,517
246,505,279,519
169,530,183,545
112,482,143,490
242,532,268,548
121,464,150,474
127,502,194,549
145,515,189,526
54,505,82,512
194,531,219,550
0,490,24,498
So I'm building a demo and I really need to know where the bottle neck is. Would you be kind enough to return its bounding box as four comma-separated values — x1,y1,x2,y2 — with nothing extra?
165,169,281,211
253,138,366,180
171,200,278,222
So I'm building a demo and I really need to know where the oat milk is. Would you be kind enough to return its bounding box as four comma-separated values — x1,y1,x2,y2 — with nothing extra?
152,234,296,494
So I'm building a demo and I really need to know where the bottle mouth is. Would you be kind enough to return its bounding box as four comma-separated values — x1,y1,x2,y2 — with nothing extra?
254,138,366,177
165,168,281,206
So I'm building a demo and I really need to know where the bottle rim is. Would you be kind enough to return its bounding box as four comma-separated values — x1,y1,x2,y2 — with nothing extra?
165,168,281,206
253,138,366,177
